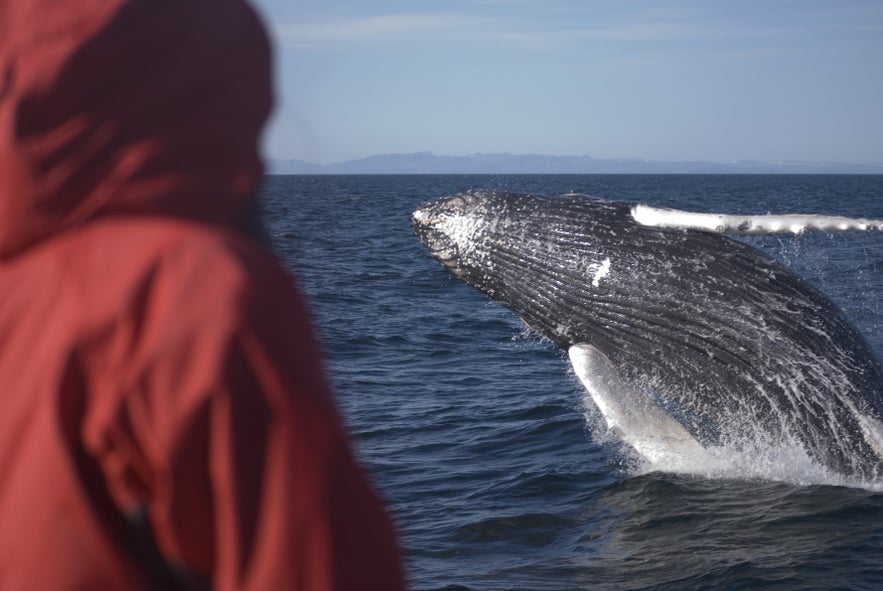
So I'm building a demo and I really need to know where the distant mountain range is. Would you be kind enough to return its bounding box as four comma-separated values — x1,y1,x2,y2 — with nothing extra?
268,152,883,175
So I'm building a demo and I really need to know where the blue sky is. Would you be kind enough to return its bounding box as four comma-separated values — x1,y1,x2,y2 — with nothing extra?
250,0,883,165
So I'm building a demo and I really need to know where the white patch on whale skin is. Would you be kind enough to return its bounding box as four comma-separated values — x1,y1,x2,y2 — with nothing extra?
631,204,883,235
410,207,429,225
434,211,480,251
568,343,705,464
588,258,611,287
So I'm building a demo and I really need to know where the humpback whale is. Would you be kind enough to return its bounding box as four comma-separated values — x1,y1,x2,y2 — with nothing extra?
412,191,883,482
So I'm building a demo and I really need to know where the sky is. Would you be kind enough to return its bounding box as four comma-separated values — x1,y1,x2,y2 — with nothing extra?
249,0,883,166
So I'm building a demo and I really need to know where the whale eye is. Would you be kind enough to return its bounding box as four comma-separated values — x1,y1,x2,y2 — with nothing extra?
447,195,467,209
445,191,494,212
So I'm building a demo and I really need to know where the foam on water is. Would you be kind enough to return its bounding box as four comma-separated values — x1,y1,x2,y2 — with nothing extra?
633,441,873,489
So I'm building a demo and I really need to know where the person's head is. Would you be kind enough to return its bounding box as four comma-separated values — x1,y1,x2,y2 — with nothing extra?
0,0,274,258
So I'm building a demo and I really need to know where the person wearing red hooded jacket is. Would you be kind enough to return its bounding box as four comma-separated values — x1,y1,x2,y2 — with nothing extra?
0,0,407,589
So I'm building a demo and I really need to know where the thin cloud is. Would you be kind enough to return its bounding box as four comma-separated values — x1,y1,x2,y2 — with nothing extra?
272,7,880,57
274,12,715,53
275,14,483,49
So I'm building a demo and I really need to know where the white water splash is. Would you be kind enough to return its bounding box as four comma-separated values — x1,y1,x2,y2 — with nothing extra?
631,204,883,235
633,441,873,489
573,365,883,492
581,399,882,491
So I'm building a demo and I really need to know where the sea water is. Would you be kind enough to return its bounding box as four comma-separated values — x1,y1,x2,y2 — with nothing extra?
261,174,883,591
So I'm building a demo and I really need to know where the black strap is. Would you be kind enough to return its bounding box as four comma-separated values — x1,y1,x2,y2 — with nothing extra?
124,505,213,591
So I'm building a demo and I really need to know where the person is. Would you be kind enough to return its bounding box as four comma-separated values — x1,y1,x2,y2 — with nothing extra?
0,0,407,589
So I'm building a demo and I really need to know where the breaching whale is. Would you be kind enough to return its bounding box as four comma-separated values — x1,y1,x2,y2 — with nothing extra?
412,190,883,482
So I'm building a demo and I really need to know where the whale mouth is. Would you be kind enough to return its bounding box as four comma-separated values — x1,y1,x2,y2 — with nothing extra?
411,200,473,277
411,203,464,277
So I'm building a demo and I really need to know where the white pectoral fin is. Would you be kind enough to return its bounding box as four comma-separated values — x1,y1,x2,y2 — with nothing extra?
568,343,704,461
631,204,883,235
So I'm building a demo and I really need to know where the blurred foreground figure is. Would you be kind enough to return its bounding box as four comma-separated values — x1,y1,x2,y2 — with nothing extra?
0,1,406,589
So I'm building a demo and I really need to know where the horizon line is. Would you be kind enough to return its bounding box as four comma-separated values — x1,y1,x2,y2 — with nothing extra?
268,151,883,168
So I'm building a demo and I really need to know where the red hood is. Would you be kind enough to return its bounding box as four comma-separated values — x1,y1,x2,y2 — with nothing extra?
0,0,273,258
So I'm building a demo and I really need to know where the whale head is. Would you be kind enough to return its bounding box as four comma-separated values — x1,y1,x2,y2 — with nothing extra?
411,190,632,345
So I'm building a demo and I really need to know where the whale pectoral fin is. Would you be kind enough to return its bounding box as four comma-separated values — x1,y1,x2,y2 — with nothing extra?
631,204,883,235
568,343,704,461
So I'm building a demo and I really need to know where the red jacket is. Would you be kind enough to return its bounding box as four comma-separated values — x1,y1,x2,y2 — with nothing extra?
0,1,406,589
